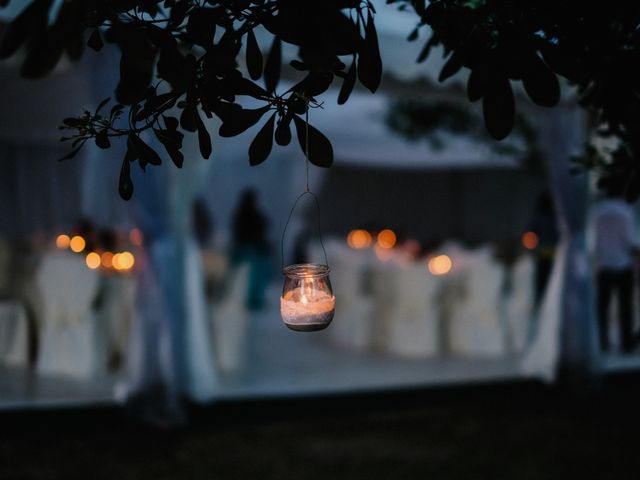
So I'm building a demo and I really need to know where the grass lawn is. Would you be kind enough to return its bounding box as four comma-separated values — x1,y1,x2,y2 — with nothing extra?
1,377,638,480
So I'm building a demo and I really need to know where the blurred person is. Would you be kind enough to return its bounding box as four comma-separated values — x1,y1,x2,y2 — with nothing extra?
591,189,639,353
192,198,227,300
527,191,559,312
231,189,271,310
192,197,215,249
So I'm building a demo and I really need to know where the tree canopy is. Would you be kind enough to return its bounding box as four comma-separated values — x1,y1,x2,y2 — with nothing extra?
1,1,640,199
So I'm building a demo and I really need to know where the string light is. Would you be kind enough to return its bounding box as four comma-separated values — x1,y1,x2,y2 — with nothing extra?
347,229,372,249
85,252,101,270
56,234,70,249
377,229,397,249
428,255,452,275
69,236,86,253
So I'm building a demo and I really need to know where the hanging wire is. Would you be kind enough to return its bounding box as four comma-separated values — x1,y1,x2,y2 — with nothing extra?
305,98,310,193
280,190,329,269
280,95,329,269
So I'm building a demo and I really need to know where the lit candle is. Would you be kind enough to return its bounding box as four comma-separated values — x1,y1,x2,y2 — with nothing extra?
280,288,335,331
281,263,335,332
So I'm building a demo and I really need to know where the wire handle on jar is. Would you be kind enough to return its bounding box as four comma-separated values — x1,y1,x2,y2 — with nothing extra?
280,190,329,270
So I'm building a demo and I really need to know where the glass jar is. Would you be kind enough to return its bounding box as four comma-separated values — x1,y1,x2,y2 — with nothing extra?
280,263,335,331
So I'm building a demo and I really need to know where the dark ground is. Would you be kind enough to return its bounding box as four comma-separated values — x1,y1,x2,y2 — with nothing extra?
1,375,640,480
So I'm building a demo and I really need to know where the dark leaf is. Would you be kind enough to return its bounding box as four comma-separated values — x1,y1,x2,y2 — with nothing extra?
163,114,179,131
482,76,515,140
264,36,281,93
357,11,382,93
110,103,124,119
144,24,177,49
417,35,436,63
289,72,333,98
113,25,157,104
95,130,110,149
467,69,484,101
249,113,275,166
154,128,184,167
438,52,463,82
180,103,198,132
522,56,561,107
154,117,184,167
246,28,263,80
217,104,271,137
290,60,307,71
95,97,111,115
338,58,356,105
275,115,292,146
63,117,84,128
128,132,162,169
195,107,212,159
87,28,103,51
407,27,418,42
118,155,134,200
186,7,217,47
0,1,40,59
234,77,269,97
137,92,178,120
293,115,333,167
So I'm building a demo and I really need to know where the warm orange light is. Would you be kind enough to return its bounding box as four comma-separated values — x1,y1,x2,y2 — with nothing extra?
85,252,101,270
522,231,539,250
374,244,394,262
377,229,397,249
428,254,452,276
101,251,114,269
56,234,70,249
129,228,143,247
69,235,86,253
347,229,372,249
115,251,135,271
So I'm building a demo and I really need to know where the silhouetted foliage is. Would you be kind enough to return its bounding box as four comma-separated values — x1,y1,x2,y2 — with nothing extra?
3,1,640,197
393,0,640,197
0,0,381,198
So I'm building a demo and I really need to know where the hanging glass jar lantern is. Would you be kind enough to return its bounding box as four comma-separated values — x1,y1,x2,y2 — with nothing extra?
279,95,335,331
281,263,335,331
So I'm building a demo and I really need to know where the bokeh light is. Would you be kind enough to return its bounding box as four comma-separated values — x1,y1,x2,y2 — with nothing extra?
101,251,114,269
428,255,453,276
377,229,397,249
85,252,101,270
69,235,86,253
119,252,135,270
55,234,70,249
522,231,539,250
347,229,372,249
129,228,144,247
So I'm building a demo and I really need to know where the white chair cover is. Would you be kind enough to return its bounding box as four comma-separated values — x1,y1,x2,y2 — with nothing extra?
448,247,505,356
98,275,136,368
36,251,100,378
211,263,250,374
0,301,28,366
505,253,535,353
323,240,374,351
385,261,440,358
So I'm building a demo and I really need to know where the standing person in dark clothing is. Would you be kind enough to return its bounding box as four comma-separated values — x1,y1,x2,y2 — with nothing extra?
592,190,638,353
231,189,271,310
